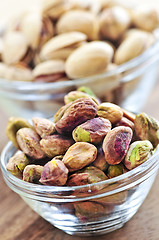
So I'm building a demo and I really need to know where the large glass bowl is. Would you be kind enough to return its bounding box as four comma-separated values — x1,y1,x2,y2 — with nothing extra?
1,141,159,236
0,39,159,119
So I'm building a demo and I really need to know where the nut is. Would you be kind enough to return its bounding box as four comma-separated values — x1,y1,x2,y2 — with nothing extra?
116,116,134,130
23,164,44,183
93,145,108,171
107,163,126,178
6,152,30,177
103,126,133,165
97,102,123,124
134,112,159,147
54,102,72,123
32,117,56,138
55,98,98,135
65,41,114,79
64,91,100,105
77,86,98,98
67,166,107,186
72,117,111,144
99,6,131,41
6,117,33,148
16,128,45,159
56,10,99,40
62,142,97,172
124,140,153,170
40,159,68,186
40,134,74,158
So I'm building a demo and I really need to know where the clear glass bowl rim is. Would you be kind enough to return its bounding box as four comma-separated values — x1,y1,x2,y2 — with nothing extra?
1,141,159,200
0,39,159,92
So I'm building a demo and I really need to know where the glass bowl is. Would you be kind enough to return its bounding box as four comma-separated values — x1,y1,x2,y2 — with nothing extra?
0,39,159,119
1,141,159,236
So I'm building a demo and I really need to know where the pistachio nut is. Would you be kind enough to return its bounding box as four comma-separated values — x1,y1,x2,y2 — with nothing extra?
6,152,30,177
56,10,99,40
134,112,159,147
124,140,153,170
116,117,134,130
103,126,133,165
64,91,100,105
40,134,74,158
114,29,155,65
97,102,123,124
62,142,97,172
40,31,87,61
54,102,72,123
99,6,131,41
23,164,44,183
55,98,98,135
33,60,66,83
6,117,32,148
70,0,101,15
65,41,114,79
107,163,126,178
32,117,56,138
40,159,69,186
93,145,108,171
16,128,45,159
122,108,136,122
132,7,159,32
72,117,111,144
77,86,97,98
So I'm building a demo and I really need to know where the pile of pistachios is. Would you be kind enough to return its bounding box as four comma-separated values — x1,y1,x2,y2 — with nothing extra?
0,0,158,83
6,87,159,185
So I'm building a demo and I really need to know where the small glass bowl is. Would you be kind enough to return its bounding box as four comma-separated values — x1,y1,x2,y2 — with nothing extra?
1,141,159,236
0,39,159,119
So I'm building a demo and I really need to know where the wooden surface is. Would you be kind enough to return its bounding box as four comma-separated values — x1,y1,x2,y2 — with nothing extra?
1,0,159,239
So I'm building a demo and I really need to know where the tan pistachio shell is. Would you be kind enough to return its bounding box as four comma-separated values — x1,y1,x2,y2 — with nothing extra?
40,31,87,61
70,0,101,15
56,10,99,40
2,32,29,65
65,41,114,79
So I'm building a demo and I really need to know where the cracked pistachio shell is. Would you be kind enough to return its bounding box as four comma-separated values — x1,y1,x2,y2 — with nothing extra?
64,91,100,105
23,164,44,183
124,140,153,170
40,134,74,158
54,102,72,123
103,126,133,165
56,10,99,40
32,117,56,138
6,152,30,177
99,6,131,41
65,41,114,79
16,128,45,160
62,142,97,172
55,98,98,135
72,117,111,144
67,166,108,186
40,159,68,186
114,30,155,65
97,102,123,124
6,117,32,148
134,112,159,147
93,146,108,171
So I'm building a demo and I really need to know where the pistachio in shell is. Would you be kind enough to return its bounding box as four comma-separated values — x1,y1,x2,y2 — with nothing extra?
56,10,99,40
23,164,44,183
62,142,97,172
134,112,159,147
93,145,108,171
6,152,30,178
32,117,56,138
6,117,33,148
40,159,68,186
72,117,111,144
55,98,98,135
103,126,133,165
40,134,74,158
116,117,134,130
124,140,153,170
16,128,45,160
77,86,97,98
107,163,127,178
65,41,114,79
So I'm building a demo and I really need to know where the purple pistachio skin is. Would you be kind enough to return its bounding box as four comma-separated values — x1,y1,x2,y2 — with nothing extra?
16,128,45,160
55,98,98,134
73,117,112,144
40,159,69,186
40,134,74,158
32,117,56,138
23,165,44,183
103,126,133,165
